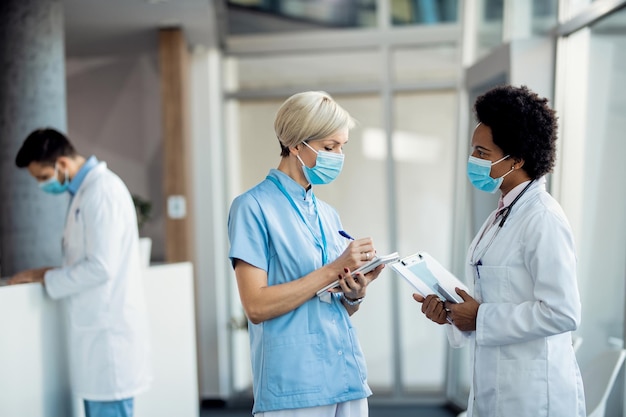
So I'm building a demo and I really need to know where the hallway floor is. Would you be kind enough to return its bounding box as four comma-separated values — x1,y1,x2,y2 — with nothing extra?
201,397,460,417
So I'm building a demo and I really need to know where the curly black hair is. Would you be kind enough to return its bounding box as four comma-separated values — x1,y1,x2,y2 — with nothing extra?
474,85,558,179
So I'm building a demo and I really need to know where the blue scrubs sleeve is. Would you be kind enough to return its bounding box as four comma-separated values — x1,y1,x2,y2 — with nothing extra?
228,193,269,272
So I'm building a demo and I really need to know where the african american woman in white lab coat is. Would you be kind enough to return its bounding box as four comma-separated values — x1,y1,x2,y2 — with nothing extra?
415,85,585,417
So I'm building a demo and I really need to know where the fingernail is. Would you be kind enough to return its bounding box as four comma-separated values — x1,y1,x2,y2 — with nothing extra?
344,267,349,273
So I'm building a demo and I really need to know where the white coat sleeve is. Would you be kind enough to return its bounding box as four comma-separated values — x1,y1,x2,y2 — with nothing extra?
475,209,581,346
44,186,129,299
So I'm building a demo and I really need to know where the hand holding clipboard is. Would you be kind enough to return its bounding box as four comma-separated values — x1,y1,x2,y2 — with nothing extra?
390,252,468,303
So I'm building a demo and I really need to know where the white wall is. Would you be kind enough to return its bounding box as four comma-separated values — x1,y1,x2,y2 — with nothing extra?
66,54,165,261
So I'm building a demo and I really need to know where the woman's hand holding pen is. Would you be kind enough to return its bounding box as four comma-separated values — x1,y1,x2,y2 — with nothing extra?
329,235,383,298
332,236,375,273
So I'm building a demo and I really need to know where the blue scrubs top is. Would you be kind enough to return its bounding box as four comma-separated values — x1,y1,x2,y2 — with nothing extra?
228,169,371,413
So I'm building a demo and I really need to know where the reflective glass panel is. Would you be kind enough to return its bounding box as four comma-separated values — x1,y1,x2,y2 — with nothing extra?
231,49,381,91
313,95,395,389
476,0,504,61
227,0,376,34
563,0,594,19
393,44,459,84
556,6,626,415
531,0,558,36
391,0,459,26
393,90,458,390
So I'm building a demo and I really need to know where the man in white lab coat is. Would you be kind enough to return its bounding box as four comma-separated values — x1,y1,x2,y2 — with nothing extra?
415,85,585,417
10,128,152,417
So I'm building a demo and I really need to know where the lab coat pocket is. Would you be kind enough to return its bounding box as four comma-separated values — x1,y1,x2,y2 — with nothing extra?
265,333,323,396
497,359,548,416
475,266,511,303
501,338,546,360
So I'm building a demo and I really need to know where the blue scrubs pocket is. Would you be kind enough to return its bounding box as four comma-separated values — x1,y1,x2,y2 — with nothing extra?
348,327,368,381
265,333,323,396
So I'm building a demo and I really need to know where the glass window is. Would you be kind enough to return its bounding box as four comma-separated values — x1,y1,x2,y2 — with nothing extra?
393,90,458,390
226,0,377,34
531,0,558,36
230,49,382,91
472,0,558,64
556,6,626,415
578,3,626,363
393,44,459,84
391,0,459,26
562,0,594,19
313,95,395,389
476,0,504,60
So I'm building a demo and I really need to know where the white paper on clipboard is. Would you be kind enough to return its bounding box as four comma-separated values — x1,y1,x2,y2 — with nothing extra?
316,252,400,298
390,252,468,303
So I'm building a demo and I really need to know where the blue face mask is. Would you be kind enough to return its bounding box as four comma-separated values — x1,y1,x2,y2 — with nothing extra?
298,141,344,185
467,155,512,193
39,165,69,194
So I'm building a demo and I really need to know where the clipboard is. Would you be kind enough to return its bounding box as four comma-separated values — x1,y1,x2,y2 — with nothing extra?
390,252,468,303
316,252,400,297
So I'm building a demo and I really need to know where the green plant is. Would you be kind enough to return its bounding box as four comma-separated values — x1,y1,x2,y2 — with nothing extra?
132,194,152,231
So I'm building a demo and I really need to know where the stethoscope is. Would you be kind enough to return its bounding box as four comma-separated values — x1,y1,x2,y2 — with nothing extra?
470,179,536,269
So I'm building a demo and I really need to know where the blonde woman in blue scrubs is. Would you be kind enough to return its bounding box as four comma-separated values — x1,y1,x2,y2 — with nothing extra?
228,91,383,417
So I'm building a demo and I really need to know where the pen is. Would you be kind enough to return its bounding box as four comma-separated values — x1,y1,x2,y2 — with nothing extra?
338,230,355,240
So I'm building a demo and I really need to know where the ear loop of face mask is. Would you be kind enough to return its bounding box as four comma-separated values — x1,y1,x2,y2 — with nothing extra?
296,141,314,167
496,155,515,178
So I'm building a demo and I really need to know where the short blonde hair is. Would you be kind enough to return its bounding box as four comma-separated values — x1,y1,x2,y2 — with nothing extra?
274,91,355,157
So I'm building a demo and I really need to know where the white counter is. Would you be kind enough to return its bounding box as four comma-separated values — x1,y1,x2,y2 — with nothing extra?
0,262,199,417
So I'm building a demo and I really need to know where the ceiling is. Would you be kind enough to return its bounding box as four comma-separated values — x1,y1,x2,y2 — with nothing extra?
62,0,222,57
61,0,349,58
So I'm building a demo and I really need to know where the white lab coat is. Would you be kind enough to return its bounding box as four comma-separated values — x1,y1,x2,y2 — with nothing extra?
450,179,585,417
44,162,152,401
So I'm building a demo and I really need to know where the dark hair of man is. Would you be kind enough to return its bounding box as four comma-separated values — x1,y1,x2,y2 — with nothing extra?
474,85,558,179
15,128,77,168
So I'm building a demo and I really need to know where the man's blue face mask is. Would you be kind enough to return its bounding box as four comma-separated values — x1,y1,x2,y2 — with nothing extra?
466,154,512,193
39,164,69,194
298,141,344,185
